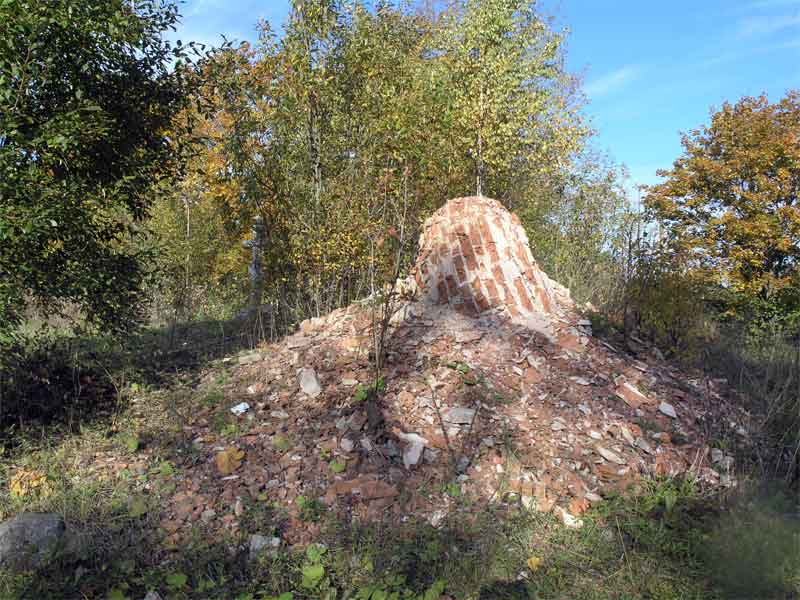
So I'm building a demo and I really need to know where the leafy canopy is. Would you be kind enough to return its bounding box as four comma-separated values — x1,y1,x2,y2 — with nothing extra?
645,91,800,315
0,0,201,339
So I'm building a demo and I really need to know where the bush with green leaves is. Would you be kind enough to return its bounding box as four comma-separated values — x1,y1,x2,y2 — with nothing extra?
0,0,202,342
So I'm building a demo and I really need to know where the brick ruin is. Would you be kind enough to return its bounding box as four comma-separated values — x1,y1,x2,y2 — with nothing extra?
412,196,572,330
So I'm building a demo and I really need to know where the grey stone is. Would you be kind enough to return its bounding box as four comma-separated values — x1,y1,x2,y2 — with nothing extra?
396,432,427,469
201,509,217,523
443,406,476,425
423,447,440,463
238,352,262,365
659,401,677,419
619,426,635,446
249,534,280,560
143,592,164,600
456,455,471,474
230,402,250,416
339,438,355,453
0,512,65,572
595,446,626,465
455,329,482,344
299,368,322,398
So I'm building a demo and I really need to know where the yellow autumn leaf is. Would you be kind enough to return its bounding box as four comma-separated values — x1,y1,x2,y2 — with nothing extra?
215,448,245,475
9,469,50,499
526,556,543,572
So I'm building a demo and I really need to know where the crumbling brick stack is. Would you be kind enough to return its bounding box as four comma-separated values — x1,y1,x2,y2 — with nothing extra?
413,196,566,324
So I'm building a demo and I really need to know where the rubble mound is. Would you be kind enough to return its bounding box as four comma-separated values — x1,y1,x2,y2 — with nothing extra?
154,197,752,547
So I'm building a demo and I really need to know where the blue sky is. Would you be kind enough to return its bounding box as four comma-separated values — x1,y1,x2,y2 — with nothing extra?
174,0,800,190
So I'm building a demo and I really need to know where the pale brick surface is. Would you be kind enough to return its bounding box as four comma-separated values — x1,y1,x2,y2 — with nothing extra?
413,196,565,324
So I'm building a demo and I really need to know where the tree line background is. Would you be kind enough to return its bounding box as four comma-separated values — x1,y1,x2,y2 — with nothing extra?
1,0,798,480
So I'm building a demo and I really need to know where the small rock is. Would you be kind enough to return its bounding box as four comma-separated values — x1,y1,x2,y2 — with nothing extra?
711,448,724,464
143,592,163,600
659,401,677,419
554,506,583,529
589,430,602,440
635,437,653,454
360,436,374,453
595,446,626,465
249,534,280,560
299,368,322,398
423,447,440,463
443,406,476,425
0,513,66,572
230,402,250,416
429,510,446,527
238,352,262,365
201,509,216,523
271,410,290,419
455,329,482,343
585,491,603,503
619,426,635,446
456,456,470,474
340,438,355,453
341,378,359,387
396,432,427,469
551,419,566,431
615,382,649,408
570,376,591,386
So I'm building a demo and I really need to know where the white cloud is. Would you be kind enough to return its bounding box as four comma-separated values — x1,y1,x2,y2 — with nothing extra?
584,65,641,98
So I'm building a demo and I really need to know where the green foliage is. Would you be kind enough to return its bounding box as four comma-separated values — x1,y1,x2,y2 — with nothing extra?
703,487,800,599
0,0,204,340
296,495,326,523
645,91,800,320
354,377,386,403
149,0,588,327
273,435,291,453
436,0,586,196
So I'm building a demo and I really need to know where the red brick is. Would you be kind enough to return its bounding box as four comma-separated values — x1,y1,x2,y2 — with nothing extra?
514,278,534,312
445,275,459,298
453,254,467,283
437,280,448,303
484,278,500,304
491,264,506,285
463,247,477,272
537,287,553,314
486,241,500,264
469,224,484,255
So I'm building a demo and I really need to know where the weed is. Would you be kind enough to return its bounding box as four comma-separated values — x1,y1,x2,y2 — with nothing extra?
353,378,386,404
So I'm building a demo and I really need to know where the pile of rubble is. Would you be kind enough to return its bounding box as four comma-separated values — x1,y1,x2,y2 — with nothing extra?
158,197,752,545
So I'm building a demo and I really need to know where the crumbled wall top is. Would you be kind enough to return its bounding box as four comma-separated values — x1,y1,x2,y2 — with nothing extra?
411,196,574,335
